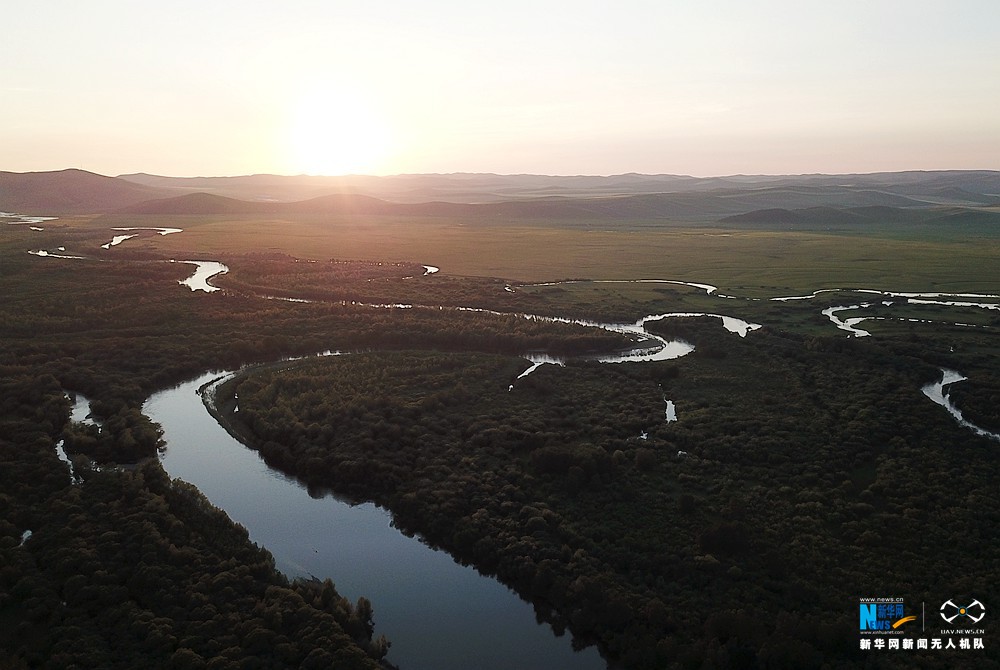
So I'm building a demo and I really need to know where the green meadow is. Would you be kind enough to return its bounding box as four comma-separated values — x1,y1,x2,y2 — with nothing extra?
87,211,1000,295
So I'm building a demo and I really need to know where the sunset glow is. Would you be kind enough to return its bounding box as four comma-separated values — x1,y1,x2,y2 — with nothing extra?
3,2,999,176
285,89,392,176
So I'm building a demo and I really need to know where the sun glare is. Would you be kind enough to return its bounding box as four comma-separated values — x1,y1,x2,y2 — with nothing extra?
286,89,391,176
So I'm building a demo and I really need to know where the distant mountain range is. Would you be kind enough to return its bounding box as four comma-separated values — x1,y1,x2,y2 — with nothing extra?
0,169,169,214
3,168,1000,225
720,205,1000,229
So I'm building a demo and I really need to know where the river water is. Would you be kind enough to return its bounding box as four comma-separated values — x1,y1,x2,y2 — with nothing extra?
921,369,1000,442
150,372,606,670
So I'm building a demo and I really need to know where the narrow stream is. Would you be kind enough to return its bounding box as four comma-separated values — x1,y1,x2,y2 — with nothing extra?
921,369,1000,442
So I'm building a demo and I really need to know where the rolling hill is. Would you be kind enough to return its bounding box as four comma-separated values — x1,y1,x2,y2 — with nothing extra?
720,204,1000,232
4,169,1000,223
113,189,1000,226
0,169,172,214
117,169,1000,207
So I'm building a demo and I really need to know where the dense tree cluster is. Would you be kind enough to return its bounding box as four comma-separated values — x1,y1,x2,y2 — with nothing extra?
221,321,1000,668
215,253,555,315
948,372,1000,433
211,252,724,323
0,374,388,669
1,248,627,462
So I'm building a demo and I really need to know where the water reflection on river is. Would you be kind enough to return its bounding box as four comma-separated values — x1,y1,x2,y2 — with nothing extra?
151,372,606,670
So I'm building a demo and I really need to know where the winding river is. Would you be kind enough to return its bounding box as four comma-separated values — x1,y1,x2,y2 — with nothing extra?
150,372,606,670
142,279,997,668
21,211,998,337
139,349,999,670
145,304,715,668
20,212,1000,667
143,357,998,670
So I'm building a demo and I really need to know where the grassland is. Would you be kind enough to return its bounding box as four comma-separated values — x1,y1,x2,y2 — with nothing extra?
82,212,1000,296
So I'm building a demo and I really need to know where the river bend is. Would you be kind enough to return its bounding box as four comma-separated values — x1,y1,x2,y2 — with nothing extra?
150,373,606,670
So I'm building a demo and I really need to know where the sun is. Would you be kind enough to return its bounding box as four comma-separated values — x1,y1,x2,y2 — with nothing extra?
286,89,391,176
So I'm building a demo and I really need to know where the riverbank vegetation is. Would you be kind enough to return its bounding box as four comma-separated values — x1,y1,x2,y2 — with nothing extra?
0,226,633,668
3,212,999,668
0,373,389,669
217,325,1000,668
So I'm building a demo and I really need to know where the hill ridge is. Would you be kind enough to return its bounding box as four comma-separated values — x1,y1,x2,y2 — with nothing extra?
5,168,1000,216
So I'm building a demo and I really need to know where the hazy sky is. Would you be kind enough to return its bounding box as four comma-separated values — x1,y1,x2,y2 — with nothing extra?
4,1,999,177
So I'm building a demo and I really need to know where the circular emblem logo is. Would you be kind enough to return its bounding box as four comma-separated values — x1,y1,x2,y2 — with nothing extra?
940,599,986,625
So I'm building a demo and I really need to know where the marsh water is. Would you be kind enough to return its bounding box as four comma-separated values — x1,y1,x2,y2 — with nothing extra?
150,372,607,670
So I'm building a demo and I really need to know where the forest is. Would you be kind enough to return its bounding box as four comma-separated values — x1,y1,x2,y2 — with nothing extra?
2,207,999,669
0,226,633,669
0,373,392,669
215,322,999,668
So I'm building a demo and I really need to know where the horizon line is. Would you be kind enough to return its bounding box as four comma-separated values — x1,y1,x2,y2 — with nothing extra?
5,166,1000,181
